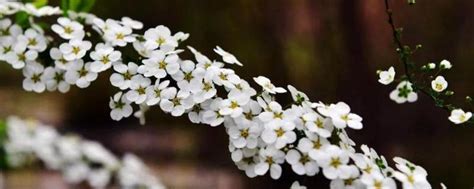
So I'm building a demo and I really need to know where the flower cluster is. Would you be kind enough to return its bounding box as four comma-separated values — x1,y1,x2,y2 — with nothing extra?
0,1,442,188
380,0,473,125
2,116,165,189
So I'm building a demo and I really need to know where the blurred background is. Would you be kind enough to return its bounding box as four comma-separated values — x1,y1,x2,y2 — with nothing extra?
1,0,474,188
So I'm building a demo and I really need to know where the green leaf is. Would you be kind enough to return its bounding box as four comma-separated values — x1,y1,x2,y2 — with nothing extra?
60,0,96,14
33,0,48,8
14,11,30,28
77,0,96,12
0,119,8,170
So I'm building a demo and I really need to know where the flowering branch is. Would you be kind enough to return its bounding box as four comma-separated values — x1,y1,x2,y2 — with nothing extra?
0,116,165,189
0,1,452,188
380,0,474,125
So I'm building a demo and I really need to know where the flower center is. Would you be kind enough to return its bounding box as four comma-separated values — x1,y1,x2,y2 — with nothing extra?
31,73,42,83
275,128,285,137
17,53,26,61
137,87,146,95
156,37,166,45
72,46,81,55
158,61,167,69
54,72,64,82
78,67,88,77
373,180,383,189
264,156,274,165
100,55,110,64
27,38,37,46
202,82,213,91
64,26,73,34
273,112,283,119
230,101,239,109
184,72,193,82
116,33,125,40
330,157,341,168
172,97,181,106
299,154,310,164
240,128,249,138
312,139,322,149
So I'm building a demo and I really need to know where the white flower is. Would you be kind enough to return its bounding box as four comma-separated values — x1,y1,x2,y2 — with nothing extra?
51,17,85,40
288,85,316,107
189,79,217,103
109,92,133,121
254,146,285,179
22,62,46,93
64,163,89,184
439,60,452,69
24,4,61,16
134,104,149,125
159,89,194,117
314,145,351,180
329,166,363,189
393,157,431,189
254,76,286,94
290,181,307,189
298,133,331,161
138,51,180,78
261,120,296,149
360,172,396,189
0,36,15,60
389,81,418,104
188,46,224,81
65,60,98,88
427,63,436,70
43,66,70,93
285,149,319,176
227,121,261,148
202,98,226,126
187,100,211,124
219,86,251,117
378,66,395,85
213,68,241,88
448,109,472,124
4,44,37,69
17,28,47,52
121,17,143,30
440,183,447,189
350,153,377,175
126,75,151,104
145,80,175,106
174,60,205,92
431,76,448,92
144,25,178,51
302,112,333,138
59,39,92,61
49,47,74,70
325,102,363,130
104,22,135,47
90,43,122,72
110,62,138,90
232,147,259,178
228,80,257,105
258,101,291,123
214,46,242,66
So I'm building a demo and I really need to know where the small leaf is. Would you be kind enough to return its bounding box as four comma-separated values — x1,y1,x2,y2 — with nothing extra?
32,0,48,8
78,0,96,12
60,0,70,14
14,11,30,28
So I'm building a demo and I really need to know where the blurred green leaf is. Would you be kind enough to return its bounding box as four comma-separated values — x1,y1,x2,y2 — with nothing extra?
61,0,96,14
0,119,8,170
33,0,48,8
14,11,30,28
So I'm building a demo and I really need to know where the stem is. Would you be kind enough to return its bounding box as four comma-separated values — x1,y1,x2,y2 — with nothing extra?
383,0,450,112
